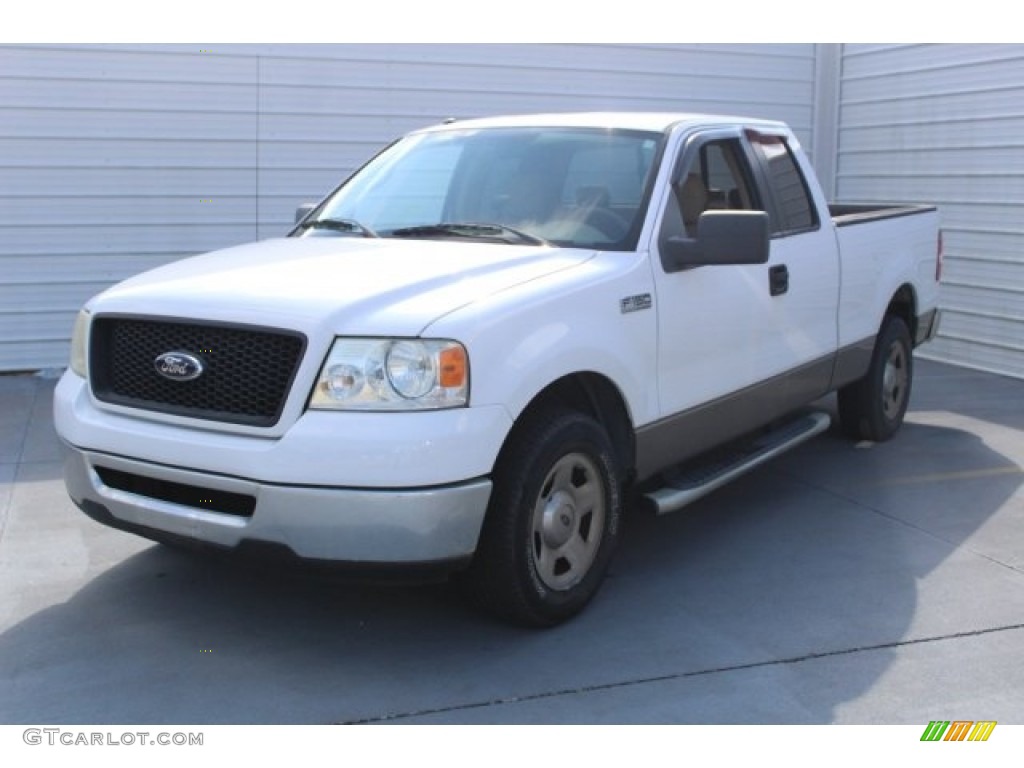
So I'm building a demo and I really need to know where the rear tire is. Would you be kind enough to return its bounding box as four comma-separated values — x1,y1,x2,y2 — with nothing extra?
462,408,622,627
837,315,913,442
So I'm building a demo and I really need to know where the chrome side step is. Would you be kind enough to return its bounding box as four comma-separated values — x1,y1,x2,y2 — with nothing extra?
643,411,831,515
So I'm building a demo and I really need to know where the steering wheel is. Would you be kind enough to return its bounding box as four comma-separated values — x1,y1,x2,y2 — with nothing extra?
583,207,631,240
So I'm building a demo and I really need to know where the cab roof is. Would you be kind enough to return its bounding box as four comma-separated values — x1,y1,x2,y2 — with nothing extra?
415,111,789,135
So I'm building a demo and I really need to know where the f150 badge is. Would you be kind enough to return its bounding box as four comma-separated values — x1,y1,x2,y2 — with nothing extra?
620,293,653,314
154,351,204,382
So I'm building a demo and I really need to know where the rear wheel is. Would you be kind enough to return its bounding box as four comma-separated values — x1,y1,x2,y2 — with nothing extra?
462,408,622,627
837,315,913,442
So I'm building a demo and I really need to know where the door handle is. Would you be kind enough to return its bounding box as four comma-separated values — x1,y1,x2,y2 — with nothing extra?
769,264,789,296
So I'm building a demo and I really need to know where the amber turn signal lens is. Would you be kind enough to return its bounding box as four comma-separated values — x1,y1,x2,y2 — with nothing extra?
439,346,467,388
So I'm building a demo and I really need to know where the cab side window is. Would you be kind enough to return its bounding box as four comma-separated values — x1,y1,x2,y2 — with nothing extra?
749,137,818,235
662,139,760,239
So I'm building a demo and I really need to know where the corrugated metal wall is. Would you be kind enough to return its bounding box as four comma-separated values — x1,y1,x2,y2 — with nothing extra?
837,43,1024,379
253,44,819,240
0,43,818,371
7,43,1024,379
0,46,259,371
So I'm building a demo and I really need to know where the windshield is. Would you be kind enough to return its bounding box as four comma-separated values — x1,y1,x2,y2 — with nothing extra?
296,126,664,250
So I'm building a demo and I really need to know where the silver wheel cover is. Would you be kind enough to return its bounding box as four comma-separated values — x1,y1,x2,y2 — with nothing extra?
530,452,606,591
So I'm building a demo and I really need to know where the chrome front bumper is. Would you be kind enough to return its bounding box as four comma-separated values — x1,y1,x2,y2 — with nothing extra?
63,445,492,564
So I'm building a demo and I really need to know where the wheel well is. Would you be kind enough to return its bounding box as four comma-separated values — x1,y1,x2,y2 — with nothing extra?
886,284,917,341
511,373,636,483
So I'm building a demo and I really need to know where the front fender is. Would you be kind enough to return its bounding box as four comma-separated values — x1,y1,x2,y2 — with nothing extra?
425,251,659,430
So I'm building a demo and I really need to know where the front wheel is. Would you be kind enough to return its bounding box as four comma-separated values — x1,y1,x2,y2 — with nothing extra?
837,315,913,442
462,408,622,627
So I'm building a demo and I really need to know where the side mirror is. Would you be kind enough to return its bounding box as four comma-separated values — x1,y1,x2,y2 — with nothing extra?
662,210,769,271
294,202,317,224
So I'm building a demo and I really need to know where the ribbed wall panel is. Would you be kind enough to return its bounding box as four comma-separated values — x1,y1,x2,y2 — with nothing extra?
6,43,1020,378
0,43,817,371
0,44,258,370
837,43,1024,379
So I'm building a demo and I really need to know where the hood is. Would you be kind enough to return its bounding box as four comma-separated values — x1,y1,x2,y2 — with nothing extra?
90,236,595,337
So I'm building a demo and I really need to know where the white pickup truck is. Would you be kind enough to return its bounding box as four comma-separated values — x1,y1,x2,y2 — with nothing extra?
54,112,941,626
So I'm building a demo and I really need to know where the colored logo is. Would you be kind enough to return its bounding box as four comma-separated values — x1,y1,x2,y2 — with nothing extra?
154,351,204,382
920,721,996,742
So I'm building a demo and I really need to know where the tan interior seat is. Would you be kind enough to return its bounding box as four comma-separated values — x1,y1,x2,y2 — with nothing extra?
680,173,709,236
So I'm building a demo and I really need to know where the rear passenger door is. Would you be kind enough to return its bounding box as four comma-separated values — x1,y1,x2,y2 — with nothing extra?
745,129,840,380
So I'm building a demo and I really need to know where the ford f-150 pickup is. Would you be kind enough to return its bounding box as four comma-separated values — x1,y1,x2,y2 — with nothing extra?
54,112,942,625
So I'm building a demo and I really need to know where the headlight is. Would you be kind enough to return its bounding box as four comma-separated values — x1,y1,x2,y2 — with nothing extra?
310,338,468,411
70,309,90,378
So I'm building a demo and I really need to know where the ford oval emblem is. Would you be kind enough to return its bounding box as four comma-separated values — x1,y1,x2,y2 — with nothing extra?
154,351,204,382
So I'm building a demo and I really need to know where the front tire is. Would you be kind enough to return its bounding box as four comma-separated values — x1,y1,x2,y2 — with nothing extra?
463,408,622,627
837,315,913,442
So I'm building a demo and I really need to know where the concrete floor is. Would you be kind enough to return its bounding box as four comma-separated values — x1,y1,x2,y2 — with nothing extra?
1,359,1022,724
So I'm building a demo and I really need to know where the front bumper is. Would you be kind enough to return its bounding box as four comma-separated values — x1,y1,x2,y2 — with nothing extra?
62,445,492,564
54,371,512,488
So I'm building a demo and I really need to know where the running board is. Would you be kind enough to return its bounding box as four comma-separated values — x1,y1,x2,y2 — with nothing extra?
643,411,831,515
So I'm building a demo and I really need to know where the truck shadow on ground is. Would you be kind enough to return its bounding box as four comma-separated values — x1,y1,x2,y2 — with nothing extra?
1,403,1021,724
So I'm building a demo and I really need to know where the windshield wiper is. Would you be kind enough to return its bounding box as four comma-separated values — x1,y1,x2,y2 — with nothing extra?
388,223,549,246
300,217,379,238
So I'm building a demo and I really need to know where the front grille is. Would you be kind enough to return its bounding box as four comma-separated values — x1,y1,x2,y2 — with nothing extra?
90,316,306,427
94,465,256,517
